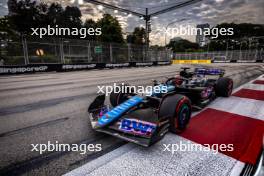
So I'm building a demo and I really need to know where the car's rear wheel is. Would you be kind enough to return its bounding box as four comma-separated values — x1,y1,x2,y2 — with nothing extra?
215,77,233,97
159,94,192,133
165,76,183,86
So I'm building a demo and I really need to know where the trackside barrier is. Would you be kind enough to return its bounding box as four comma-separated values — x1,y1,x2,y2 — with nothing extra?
0,61,172,75
172,60,211,64
211,59,263,63
256,59,264,63
172,59,263,64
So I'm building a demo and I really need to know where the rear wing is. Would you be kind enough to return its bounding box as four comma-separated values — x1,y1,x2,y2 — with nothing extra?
194,68,225,76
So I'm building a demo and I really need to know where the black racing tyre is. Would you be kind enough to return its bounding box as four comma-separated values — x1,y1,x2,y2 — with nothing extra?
158,94,192,133
165,77,176,85
215,77,233,97
109,91,121,107
109,84,134,107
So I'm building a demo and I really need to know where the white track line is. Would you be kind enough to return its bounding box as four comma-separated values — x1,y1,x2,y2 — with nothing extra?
209,96,264,121
242,84,264,91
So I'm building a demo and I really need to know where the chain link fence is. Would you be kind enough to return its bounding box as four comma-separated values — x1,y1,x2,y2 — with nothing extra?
173,37,264,62
173,50,264,62
0,38,172,66
2,37,263,65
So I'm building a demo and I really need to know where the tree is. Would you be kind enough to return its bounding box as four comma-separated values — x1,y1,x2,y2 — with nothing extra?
7,0,18,15
127,27,146,45
8,1,83,39
37,2,49,27
61,6,82,28
213,23,264,40
97,14,124,43
9,0,39,34
6,3,127,43
8,0,49,34
0,16,15,40
206,23,264,51
83,19,97,40
205,40,226,51
167,38,199,52
47,3,64,26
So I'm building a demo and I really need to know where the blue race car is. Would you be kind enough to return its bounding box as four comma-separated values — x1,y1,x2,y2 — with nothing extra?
88,67,233,146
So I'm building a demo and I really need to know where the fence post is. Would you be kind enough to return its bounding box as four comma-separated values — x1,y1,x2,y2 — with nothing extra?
128,43,131,62
143,45,146,62
100,44,103,63
260,48,263,61
22,35,29,65
226,41,229,59
239,43,242,60
110,44,113,63
254,49,258,61
207,42,209,60
87,42,91,63
59,39,65,64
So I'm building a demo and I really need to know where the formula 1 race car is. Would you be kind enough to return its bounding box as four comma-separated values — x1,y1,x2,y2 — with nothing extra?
88,67,233,147
163,67,233,109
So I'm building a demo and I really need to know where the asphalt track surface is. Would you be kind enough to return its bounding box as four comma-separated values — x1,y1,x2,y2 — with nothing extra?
0,63,263,176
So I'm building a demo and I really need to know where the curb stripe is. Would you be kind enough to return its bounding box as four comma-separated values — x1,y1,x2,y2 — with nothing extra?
232,89,264,101
180,108,264,165
253,80,264,85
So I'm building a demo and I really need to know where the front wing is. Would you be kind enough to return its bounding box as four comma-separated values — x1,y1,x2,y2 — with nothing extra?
88,108,169,147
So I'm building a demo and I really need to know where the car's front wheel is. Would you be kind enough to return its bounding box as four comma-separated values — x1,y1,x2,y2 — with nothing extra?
159,94,192,133
109,84,134,107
